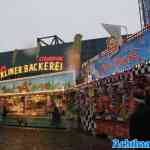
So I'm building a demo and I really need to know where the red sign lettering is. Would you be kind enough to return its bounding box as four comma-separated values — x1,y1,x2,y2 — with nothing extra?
0,66,7,72
36,56,64,62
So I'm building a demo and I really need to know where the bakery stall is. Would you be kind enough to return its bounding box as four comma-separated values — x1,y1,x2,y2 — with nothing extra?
0,71,75,128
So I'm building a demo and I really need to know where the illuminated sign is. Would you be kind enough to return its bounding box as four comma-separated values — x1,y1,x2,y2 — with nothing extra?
36,56,64,62
0,61,63,80
0,66,7,72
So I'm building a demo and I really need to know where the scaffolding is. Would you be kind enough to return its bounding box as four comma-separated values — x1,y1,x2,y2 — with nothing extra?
36,35,64,48
138,0,150,28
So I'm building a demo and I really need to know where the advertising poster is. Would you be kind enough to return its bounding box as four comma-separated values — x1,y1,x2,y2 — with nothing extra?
0,71,76,94
90,30,150,79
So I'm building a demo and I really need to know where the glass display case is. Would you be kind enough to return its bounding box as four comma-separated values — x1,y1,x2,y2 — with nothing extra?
6,94,47,116
5,93,66,117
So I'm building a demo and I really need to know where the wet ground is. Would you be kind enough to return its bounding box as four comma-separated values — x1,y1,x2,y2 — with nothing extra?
0,126,111,150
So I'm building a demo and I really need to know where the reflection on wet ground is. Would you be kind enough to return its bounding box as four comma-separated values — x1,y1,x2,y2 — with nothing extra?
0,126,111,150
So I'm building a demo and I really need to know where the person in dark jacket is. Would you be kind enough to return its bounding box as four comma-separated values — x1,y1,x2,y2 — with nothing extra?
51,105,61,128
129,88,150,140
2,104,7,123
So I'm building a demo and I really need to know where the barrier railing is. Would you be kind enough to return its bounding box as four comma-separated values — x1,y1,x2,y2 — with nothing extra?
127,24,150,41
98,24,150,58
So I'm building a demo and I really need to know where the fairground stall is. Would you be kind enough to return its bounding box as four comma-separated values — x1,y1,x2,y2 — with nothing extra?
0,33,111,128
73,25,150,138
0,71,76,128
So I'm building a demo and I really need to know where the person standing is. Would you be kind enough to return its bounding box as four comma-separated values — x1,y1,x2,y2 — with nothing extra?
46,97,56,120
2,103,7,123
0,97,4,122
129,88,150,140
51,104,61,128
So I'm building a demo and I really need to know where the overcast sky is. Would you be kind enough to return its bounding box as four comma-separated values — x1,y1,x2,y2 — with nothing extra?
0,0,140,52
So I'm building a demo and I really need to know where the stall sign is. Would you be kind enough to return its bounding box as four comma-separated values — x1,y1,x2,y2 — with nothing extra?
0,61,63,80
36,56,64,62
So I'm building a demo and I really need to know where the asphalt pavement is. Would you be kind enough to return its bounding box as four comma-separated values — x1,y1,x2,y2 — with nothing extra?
0,126,111,150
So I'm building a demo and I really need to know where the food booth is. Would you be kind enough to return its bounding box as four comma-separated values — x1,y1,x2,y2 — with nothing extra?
0,71,76,128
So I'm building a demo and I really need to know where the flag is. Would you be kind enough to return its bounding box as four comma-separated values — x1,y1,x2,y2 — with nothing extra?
12,49,17,67
72,34,82,50
102,23,128,47
101,23,122,40
67,34,82,74
23,47,40,58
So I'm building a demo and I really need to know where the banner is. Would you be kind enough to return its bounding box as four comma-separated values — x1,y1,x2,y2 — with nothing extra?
89,30,150,79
